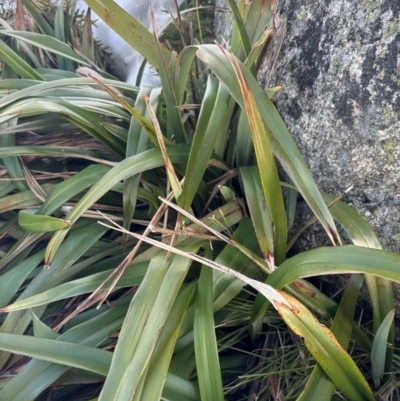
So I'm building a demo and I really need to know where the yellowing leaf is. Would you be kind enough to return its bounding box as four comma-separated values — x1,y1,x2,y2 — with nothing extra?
275,291,374,401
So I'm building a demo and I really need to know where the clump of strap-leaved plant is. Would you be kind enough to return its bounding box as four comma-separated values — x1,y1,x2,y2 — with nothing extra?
0,0,399,400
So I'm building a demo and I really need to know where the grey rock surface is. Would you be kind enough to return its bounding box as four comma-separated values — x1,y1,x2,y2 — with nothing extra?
216,0,400,253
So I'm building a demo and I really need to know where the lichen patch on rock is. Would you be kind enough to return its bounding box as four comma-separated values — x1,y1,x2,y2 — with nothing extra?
256,0,399,252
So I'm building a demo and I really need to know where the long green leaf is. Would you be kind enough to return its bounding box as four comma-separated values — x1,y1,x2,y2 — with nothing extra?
371,309,395,388
298,274,364,400
188,44,339,244
0,126,29,192
194,246,225,401
139,283,197,401
121,230,374,401
44,144,191,265
152,26,186,143
21,0,54,36
0,77,139,110
123,86,154,241
180,76,231,211
1,31,89,66
0,333,111,376
1,262,148,312
230,52,287,265
54,0,66,70
81,8,95,61
267,246,400,289
251,246,400,329
0,223,107,369
0,146,111,165
99,246,200,401
40,164,111,215
240,166,274,264
9,37,43,71
0,251,44,309
0,39,44,80
245,0,275,48
226,0,251,58
0,97,125,155
0,305,127,401
235,110,253,167
176,47,199,104
0,332,198,401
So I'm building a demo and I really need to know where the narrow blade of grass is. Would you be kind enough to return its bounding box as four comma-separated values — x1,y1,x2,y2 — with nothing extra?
117,230,374,401
276,290,374,401
371,309,395,389
325,191,395,372
0,97,125,155
0,262,148,312
1,31,88,66
298,274,364,400
0,333,111,376
235,111,253,167
180,75,231,211
251,246,400,330
54,0,66,70
0,305,126,401
228,50,287,266
191,44,340,245
0,128,28,192
240,166,274,266
267,246,400,290
99,247,200,401
39,164,111,215
151,10,186,143
226,0,251,58
0,38,44,80
194,246,225,401
44,145,191,265
0,223,107,369
0,251,44,309
122,87,154,242
137,283,196,401
21,0,54,36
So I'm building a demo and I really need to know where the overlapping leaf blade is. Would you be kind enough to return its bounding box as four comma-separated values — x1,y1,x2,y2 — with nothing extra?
180,75,231,211
267,246,400,290
194,246,225,401
298,274,365,400
44,145,191,265
124,228,375,401
0,1,398,400
371,309,395,388
0,38,44,80
189,44,340,245
99,247,200,401
240,166,274,264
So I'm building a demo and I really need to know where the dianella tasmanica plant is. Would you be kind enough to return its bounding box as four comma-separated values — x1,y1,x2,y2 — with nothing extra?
0,0,399,400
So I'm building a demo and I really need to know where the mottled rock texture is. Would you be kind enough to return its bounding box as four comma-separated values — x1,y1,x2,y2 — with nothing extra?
216,0,400,253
